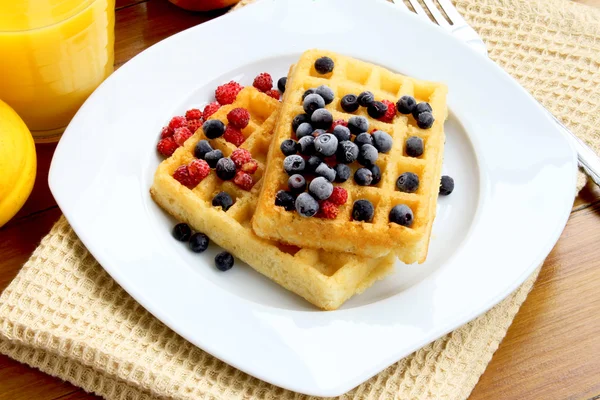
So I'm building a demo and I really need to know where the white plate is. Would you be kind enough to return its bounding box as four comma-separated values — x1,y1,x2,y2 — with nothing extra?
49,0,577,396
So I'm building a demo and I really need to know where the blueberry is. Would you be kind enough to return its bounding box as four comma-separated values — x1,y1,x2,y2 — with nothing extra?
295,192,319,217
275,190,295,211
172,223,191,241
205,149,224,168
340,94,359,112
215,157,237,180
309,176,333,200
336,140,359,163
189,232,209,253
298,135,315,155
288,174,307,195
358,144,378,166
354,168,373,186
412,102,433,119
389,204,414,227
212,191,234,210
303,93,326,114
416,112,435,129
302,88,316,100
306,155,323,173
439,175,455,196
292,114,310,132
194,139,213,159
296,122,314,139
202,119,226,139
354,132,374,148
314,133,338,157
372,130,393,153
332,125,351,142
283,154,306,175
357,91,375,107
405,136,424,157
278,77,287,93
316,85,335,104
315,163,336,182
215,251,234,271
280,139,298,156
397,172,419,193
314,56,334,74
311,108,333,129
367,101,388,119
352,200,374,222
396,95,417,114
334,164,351,182
312,129,327,137
369,164,381,185
348,116,369,134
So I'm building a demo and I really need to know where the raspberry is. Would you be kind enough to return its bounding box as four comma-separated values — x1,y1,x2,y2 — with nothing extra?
265,89,280,100
203,102,221,119
187,118,203,134
253,72,273,92
227,108,250,129
234,171,254,191
173,127,193,146
230,148,252,168
157,136,178,157
223,126,245,146
330,119,348,131
317,200,339,219
324,155,337,166
188,159,211,182
168,116,187,131
173,165,194,188
185,108,203,120
241,160,258,174
160,126,173,139
380,100,396,123
215,81,243,105
329,187,348,206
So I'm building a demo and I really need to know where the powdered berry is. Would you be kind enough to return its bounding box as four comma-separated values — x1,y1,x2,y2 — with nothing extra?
227,108,250,129
223,126,245,146
380,99,396,123
265,89,280,100
157,136,178,157
330,119,348,131
186,118,203,134
173,165,193,188
241,160,258,174
188,159,211,182
234,171,254,191
215,81,243,105
317,200,339,219
185,108,202,120
168,116,187,131
173,127,193,146
231,148,252,168
203,102,221,119
329,187,348,206
253,72,273,92
160,126,173,139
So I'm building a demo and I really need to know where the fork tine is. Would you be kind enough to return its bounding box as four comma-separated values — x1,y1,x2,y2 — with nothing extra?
406,0,431,20
435,0,467,26
421,0,451,26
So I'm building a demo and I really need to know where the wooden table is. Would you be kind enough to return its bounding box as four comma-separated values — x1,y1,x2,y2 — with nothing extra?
1,1,599,399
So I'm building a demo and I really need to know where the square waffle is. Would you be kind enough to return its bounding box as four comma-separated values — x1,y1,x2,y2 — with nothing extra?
253,50,448,263
150,87,395,310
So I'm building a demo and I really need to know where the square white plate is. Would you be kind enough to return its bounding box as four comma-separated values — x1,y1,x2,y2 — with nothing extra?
49,0,576,396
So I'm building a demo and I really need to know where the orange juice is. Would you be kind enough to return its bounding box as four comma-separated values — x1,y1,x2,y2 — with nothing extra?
0,0,115,142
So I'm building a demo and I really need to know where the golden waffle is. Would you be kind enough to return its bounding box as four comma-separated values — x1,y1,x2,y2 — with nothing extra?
151,87,395,310
253,50,448,263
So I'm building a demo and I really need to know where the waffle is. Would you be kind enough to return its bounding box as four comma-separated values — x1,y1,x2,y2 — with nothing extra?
150,87,395,310
253,50,448,263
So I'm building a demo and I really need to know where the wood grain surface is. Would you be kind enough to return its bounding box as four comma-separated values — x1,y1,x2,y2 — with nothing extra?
1,0,599,399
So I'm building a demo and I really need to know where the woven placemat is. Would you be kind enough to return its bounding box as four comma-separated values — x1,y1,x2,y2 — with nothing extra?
1,0,599,399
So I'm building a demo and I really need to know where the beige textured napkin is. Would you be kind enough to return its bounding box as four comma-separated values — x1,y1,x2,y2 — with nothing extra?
1,0,599,399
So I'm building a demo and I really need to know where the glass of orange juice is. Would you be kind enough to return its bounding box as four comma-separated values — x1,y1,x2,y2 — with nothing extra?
0,0,115,143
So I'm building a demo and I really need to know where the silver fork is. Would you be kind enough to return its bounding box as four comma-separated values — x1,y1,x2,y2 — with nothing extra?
391,0,600,187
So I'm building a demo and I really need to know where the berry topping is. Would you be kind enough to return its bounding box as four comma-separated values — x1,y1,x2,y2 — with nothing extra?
314,56,334,74
205,149,224,168
230,148,252,168
173,166,194,188
223,125,245,146
188,159,211,182
185,108,202,120
233,170,254,190
266,89,281,100
314,133,338,157
329,187,348,206
241,160,258,174
305,155,323,173
357,144,378,166
331,119,348,130
292,113,311,132
315,85,335,104
288,174,307,195
203,119,226,139
277,77,287,93
416,111,435,129
397,95,417,114
332,125,351,142
317,200,338,219
173,222,192,241
203,102,221,119
194,139,213,159
283,154,306,175
357,91,375,107
312,129,326,137
189,232,209,253
348,116,369,134
215,81,243,105
380,99,396,122
397,172,419,193
412,102,433,119
389,204,414,227
187,118,203,134
280,139,299,156
303,93,326,114
215,251,234,271
334,164,351,182
157,137,178,157
295,192,319,217
173,127,193,146
354,167,373,186
440,175,455,196
372,130,393,153
296,122,314,139
354,132,374,148
253,72,273,92
405,136,424,157
315,163,336,182
227,108,250,129
212,191,234,211
309,176,333,200
302,88,317,100
160,126,173,139
367,101,388,119
275,190,296,211
369,164,381,185
336,140,359,164
311,108,333,130
298,135,315,155
352,200,374,222
216,157,237,180
341,94,359,112
168,116,187,131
